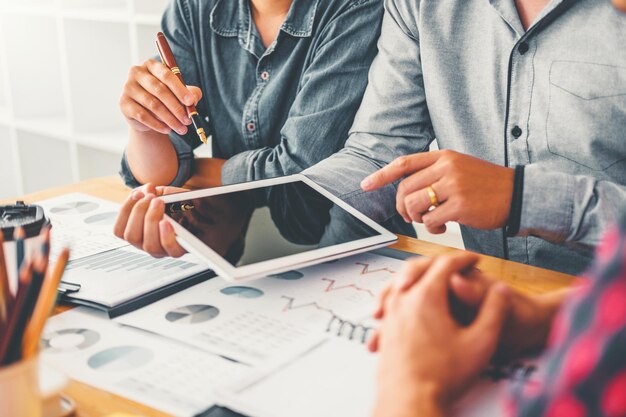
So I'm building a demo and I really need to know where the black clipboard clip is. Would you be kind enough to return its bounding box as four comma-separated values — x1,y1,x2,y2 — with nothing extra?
58,281,81,295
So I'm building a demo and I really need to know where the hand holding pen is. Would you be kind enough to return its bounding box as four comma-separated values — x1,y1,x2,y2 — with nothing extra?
119,34,206,143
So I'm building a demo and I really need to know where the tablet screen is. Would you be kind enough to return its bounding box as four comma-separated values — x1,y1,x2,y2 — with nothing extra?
164,181,381,267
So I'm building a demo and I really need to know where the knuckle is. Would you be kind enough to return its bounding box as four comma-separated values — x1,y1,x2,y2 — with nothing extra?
152,81,166,96
135,110,149,124
396,180,407,197
142,242,161,257
128,65,140,77
175,106,187,120
393,156,409,170
395,198,405,215
146,97,162,113
113,226,123,239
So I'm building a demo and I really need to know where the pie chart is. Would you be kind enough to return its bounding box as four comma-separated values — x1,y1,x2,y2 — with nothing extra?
50,201,99,215
220,286,264,299
42,328,100,353
269,270,304,280
165,304,220,324
84,212,117,226
87,345,153,372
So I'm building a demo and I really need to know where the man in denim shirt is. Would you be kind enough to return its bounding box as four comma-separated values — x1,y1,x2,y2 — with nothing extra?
118,0,383,192
305,0,626,275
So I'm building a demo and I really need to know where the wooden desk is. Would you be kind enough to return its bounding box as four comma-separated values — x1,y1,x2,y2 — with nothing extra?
4,176,576,417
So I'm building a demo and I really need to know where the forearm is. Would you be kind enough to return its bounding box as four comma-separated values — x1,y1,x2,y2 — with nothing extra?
184,157,225,189
126,129,179,186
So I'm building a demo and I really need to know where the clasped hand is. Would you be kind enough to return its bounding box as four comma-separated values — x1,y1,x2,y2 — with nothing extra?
369,253,567,416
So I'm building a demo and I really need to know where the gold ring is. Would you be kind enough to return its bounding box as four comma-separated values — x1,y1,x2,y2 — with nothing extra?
427,185,439,207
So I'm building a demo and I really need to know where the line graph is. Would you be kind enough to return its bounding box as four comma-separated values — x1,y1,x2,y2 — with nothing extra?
280,296,335,315
355,262,396,275
280,296,372,343
321,278,375,297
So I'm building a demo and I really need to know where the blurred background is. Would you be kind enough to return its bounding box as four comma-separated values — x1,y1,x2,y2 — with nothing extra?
0,0,170,200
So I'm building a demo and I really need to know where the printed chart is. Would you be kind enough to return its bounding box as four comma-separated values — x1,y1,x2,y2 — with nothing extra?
42,308,246,417
116,252,405,365
36,193,128,261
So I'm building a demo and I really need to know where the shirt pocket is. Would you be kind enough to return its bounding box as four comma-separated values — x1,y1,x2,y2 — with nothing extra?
546,61,626,171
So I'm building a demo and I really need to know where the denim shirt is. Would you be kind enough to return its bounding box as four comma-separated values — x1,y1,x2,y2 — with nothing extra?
120,0,383,191
304,0,626,275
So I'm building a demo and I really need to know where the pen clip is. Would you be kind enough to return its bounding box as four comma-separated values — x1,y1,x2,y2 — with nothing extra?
57,281,81,295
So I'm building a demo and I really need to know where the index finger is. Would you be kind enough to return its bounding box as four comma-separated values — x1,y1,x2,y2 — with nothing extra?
146,59,196,107
408,252,481,304
361,152,440,192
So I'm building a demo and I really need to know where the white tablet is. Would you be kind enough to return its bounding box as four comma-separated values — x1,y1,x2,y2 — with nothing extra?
160,174,397,282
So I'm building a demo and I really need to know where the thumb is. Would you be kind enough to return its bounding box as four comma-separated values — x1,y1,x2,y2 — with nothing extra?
155,186,187,196
187,86,203,105
141,183,157,195
470,283,511,349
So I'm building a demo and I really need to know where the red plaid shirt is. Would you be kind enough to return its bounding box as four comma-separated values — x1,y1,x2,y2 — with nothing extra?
509,213,626,417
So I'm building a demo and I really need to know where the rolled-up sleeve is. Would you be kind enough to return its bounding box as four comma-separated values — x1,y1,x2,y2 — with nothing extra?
220,0,385,186
519,164,626,251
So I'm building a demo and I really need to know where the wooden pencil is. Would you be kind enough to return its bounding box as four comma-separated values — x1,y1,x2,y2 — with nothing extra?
23,248,70,359
0,231,12,328
0,262,32,365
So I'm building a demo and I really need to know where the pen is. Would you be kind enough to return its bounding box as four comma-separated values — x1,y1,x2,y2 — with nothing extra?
156,32,208,145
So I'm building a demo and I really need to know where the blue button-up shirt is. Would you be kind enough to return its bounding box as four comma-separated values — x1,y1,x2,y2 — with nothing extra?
304,0,626,275
120,0,383,190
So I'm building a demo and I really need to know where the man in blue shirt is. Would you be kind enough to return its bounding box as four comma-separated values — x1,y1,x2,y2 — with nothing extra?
305,0,626,275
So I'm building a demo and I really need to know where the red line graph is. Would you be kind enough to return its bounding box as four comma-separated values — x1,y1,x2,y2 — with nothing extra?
321,278,375,297
355,262,396,275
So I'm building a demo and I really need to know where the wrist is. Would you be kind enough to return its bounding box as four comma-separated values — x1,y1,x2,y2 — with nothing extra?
374,382,447,417
505,165,525,236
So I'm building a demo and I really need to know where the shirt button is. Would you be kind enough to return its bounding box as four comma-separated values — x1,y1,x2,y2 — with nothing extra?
511,125,523,138
260,71,270,81
518,42,529,55
247,122,256,132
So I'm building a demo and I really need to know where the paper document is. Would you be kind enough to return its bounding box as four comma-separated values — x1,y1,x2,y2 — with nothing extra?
115,252,405,365
41,308,247,417
35,193,212,311
63,245,209,308
36,193,128,261
220,337,544,417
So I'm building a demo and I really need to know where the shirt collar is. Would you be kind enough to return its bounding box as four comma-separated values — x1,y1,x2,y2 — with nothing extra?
210,0,319,38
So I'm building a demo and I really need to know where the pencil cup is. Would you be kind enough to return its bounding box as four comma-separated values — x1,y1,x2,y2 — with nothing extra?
2,230,47,293
0,356,43,417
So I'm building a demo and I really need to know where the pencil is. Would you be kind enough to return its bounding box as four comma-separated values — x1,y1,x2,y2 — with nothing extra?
15,227,25,273
23,248,69,359
0,231,12,327
0,262,32,365
4,256,46,364
156,32,208,145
